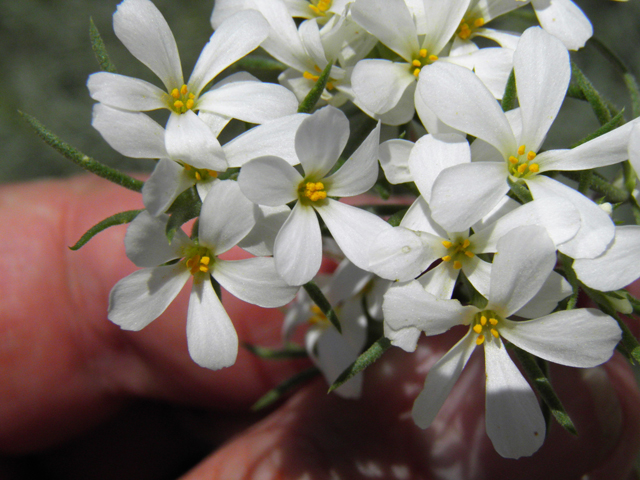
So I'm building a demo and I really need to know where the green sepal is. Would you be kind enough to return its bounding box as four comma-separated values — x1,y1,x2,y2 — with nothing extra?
581,283,640,363
566,83,587,101
89,17,117,73
570,110,625,149
243,342,309,360
69,209,142,251
577,170,592,195
20,112,143,193
559,254,579,311
571,62,611,125
512,347,578,436
328,336,391,393
501,69,517,112
507,177,533,204
303,280,341,333
297,62,333,114
251,367,319,411
231,55,287,73
165,187,202,242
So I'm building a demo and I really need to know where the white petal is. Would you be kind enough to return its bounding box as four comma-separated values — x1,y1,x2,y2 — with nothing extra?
532,0,592,50
412,331,477,428
461,256,492,299
198,180,256,255
325,122,381,197
420,0,470,55
188,10,269,94
383,281,475,334
368,227,440,282
489,225,557,316
514,27,570,152
238,204,291,256
214,257,298,307
352,60,416,115
296,106,348,178
124,210,189,267
237,156,301,206
461,46,515,100
114,0,183,90
418,62,516,157
164,111,227,171
429,162,510,232
350,0,418,60
378,139,415,184
142,160,195,217
316,200,392,270
484,339,546,459
415,87,462,135
187,279,238,370
384,323,422,352
409,133,470,202
274,203,322,285
573,226,640,291
526,175,615,259
400,196,448,238
514,270,572,318
92,104,167,159
87,73,166,111
197,81,298,124
501,309,621,367
108,264,190,331
224,114,306,168
629,124,640,176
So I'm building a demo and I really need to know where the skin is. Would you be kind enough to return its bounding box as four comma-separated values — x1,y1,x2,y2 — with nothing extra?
1,175,639,479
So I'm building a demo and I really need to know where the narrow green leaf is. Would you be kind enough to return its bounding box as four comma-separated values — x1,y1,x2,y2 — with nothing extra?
69,209,142,250
297,62,333,114
251,367,319,411
328,336,391,393
89,17,117,73
232,55,288,72
559,254,579,310
566,83,587,101
501,69,517,112
165,187,202,242
20,112,143,192
303,281,341,333
561,169,629,203
570,110,625,149
507,178,533,204
577,170,592,195
571,62,612,125
624,73,640,119
243,342,309,360
512,347,578,436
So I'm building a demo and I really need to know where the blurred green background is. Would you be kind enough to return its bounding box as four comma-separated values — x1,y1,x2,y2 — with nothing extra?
1,0,639,184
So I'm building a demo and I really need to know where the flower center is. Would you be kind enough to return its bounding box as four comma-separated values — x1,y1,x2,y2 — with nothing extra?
299,180,328,203
411,49,439,77
309,0,332,16
471,310,501,346
303,65,335,90
440,238,475,270
182,163,218,182
169,84,196,114
182,245,214,280
507,144,539,179
457,17,485,40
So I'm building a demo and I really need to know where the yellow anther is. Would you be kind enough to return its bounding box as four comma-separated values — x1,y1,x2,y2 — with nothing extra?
199,264,209,273
413,68,421,77
453,260,462,269
206,170,218,178
529,163,539,173
442,255,452,262
518,145,526,155
171,88,180,99
308,191,327,201
303,71,320,81
302,181,327,202
509,156,519,164
442,240,453,248
474,18,485,27
428,55,439,62
201,256,210,266
188,93,195,99
186,99,194,110
465,251,475,258
419,49,427,58
517,164,527,174
473,324,483,334
480,316,487,326
180,84,188,96
476,334,485,345
174,100,184,109
195,171,202,181
412,59,422,68
311,305,323,315
184,164,192,171
491,328,500,338
462,239,470,249
460,22,469,31
527,151,537,161
489,317,498,326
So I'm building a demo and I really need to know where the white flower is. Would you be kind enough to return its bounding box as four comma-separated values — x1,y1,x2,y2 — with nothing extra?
383,225,621,458
238,105,388,285
419,26,640,259
88,0,298,159
108,181,298,370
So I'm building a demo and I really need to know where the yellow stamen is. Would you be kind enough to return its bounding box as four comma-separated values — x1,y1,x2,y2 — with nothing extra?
201,256,210,266
465,251,475,258
527,151,537,161
489,317,498,326
302,181,327,202
412,59,422,68
462,239,470,249
186,99,194,110
303,71,320,81
442,255,452,262
476,334,485,345
180,84,188,96
473,324,483,334
413,68,421,77
174,100,184,109
419,48,427,58
442,240,453,248
518,145,526,155
195,171,202,181
480,316,487,326
517,164,527,174
491,328,500,338
428,55,438,62
453,261,462,269
171,88,180,99
529,163,539,173
509,156,519,164
474,18,485,27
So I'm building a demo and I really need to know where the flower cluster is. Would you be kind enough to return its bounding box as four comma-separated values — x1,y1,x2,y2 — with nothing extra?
37,0,640,461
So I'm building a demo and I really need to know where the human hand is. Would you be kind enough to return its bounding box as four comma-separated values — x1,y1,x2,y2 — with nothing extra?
1,176,639,479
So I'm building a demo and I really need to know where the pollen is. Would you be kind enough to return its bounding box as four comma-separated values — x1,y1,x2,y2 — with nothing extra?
518,145,526,155
474,18,485,27
309,0,332,16
476,335,485,345
442,240,453,248
529,163,539,173
168,84,196,114
303,71,320,81
517,164,527,174
410,48,437,77
453,261,462,269
472,310,502,346
442,255,452,262
527,151,537,161
428,55,438,62
441,237,474,269
473,324,483,334
419,49,427,58
509,156,519,164
302,181,327,202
